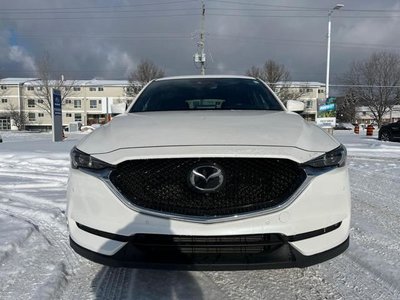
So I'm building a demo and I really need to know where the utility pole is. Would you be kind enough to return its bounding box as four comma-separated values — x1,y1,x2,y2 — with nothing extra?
194,1,206,75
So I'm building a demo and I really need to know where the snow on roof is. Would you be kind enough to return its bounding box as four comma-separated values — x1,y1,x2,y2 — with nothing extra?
156,75,255,81
79,79,131,86
276,81,325,87
23,79,135,87
0,78,38,85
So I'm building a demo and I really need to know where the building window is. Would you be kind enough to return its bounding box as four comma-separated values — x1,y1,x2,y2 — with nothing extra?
299,88,304,93
65,99,72,104
98,87,104,91
27,86,34,91
37,99,44,104
74,99,81,108
306,88,313,93
99,99,102,104
306,100,313,109
0,117,11,130
66,113,72,117
75,113,82,122
1,98,7,103
38,113,44,117
89,87,96,91
318,89,324,94
363,112,367,116
90,100,97,108
0,85,7,90
28,112,36,121
28,99,35,107
73,87,81,91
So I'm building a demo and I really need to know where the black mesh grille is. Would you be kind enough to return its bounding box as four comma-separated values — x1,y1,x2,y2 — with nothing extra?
132,233,286,254
109,158,307,217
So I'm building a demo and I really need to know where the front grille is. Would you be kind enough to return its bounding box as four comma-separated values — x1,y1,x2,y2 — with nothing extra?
132,233,285,254
109,158,307,217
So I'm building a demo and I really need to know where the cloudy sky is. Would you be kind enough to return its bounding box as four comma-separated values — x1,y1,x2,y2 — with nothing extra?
1,0,400,83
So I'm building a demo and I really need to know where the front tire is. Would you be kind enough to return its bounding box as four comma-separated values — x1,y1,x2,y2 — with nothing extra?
380,130,392,141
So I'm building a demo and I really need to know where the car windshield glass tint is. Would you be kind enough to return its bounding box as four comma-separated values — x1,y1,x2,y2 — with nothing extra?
130,78,283,112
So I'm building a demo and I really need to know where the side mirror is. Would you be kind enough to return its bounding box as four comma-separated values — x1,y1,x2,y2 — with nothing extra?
286,100,305,112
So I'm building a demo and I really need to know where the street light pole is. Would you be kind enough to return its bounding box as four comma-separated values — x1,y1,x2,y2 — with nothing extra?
325,4,344,99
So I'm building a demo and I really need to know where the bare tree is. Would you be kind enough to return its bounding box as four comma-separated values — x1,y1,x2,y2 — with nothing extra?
343,51,400,127
33,53,76,116
276,83,310,101
247,60,290,91
6,104,27,130
246,59,306,100
127,59,165,96
246,65,263,80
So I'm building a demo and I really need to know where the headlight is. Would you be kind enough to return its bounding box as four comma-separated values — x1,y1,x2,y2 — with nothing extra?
303,144,347,168
70,146,112,169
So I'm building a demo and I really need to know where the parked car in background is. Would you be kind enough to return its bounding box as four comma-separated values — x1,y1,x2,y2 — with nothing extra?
334,123,354,130
67,75,351,269
379,120,400,142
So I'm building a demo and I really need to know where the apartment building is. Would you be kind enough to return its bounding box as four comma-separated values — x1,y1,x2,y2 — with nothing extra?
0,78,137,131
0,78,326,131
355,105,400,124
276,81,326,121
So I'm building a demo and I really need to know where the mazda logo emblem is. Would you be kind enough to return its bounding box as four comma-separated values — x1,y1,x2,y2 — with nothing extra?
188,164,224,193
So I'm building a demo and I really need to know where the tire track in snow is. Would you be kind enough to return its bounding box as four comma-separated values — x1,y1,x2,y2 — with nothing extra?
318,253,400,300
0,198,80,299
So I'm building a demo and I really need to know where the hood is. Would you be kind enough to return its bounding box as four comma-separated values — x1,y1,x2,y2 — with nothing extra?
78,111,339,154
77,111,339,154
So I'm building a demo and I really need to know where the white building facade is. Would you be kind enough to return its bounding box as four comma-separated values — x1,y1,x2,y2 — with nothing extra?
355,105,400,124
0,78,326,130
276,81,326,121
0,78,137,131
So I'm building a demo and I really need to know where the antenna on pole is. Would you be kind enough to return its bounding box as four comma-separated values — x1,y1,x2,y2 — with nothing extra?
193,1,206,75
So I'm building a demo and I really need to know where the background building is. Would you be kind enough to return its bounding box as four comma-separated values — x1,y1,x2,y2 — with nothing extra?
355,105,400,125
0,78,137,131
1,78,326,131
276,81,326,121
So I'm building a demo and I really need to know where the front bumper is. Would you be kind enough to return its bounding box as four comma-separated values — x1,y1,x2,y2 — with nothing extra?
70,233,349,270
67,164,351,269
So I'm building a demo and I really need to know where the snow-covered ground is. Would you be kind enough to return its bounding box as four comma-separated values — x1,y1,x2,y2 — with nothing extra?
0,130,399,299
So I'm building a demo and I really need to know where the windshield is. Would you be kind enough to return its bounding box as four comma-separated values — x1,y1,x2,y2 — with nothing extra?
130,78,283,112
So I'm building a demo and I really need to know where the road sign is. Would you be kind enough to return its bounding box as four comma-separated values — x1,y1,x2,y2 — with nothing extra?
52,89,63,142
316,97,337,127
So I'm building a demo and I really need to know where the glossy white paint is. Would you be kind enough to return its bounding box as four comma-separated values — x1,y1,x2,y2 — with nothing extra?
67,166,351,256
67,76,351,263
77,111,339,156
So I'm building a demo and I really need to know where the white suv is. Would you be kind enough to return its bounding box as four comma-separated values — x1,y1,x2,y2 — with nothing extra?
67,76,351,269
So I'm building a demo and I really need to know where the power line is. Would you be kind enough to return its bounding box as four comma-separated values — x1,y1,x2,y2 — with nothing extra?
3,10,400,21
0,0,196,11
0,13,200,21
207,34,400,50
13,33,191,39
331,84,400,88
0,7,200,15
208,0,327,10
9,31,400,51
208,13,400,19
210,0,400,14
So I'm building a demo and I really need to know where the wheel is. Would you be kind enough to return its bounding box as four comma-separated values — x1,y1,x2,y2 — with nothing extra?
380,131,392,141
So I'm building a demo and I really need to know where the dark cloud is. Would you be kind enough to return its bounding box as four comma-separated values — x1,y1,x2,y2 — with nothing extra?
1,0,400,82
